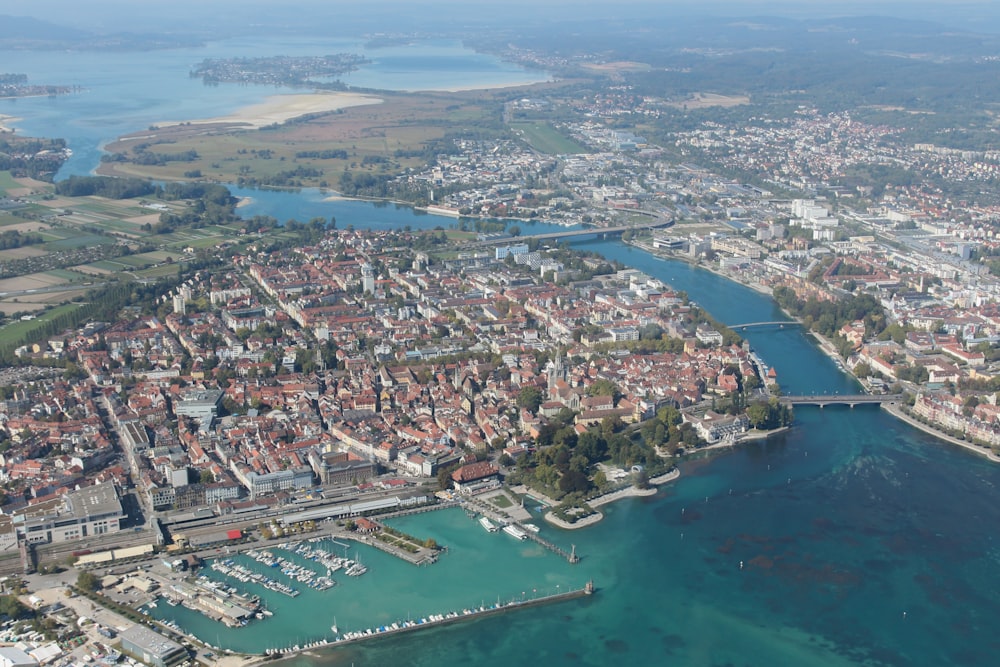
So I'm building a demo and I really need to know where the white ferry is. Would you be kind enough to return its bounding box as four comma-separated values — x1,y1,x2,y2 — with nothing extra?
479,516,499,532
503,525,528,540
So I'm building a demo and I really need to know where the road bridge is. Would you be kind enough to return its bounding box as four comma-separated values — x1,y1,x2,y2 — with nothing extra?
465,219,673,248
728,321,801,329
779,394,903,407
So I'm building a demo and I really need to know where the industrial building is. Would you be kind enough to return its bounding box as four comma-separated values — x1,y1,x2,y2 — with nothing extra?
117,625,187,667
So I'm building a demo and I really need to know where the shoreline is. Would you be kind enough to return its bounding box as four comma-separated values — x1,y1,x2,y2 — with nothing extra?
631,237,1000,462
398,78,554,93
0,113,22,133
628,239,774,298
694,426,792,454
543,468,681,530
151,92,384,131
882,402,1000,463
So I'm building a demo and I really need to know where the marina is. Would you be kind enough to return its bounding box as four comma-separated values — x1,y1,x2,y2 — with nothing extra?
128,507,587,657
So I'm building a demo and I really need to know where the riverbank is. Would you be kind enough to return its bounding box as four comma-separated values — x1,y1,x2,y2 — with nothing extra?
692,426,792,455
628,239,774,298
882,402,1000,463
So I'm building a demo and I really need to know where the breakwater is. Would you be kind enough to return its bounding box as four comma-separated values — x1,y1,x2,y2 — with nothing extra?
262,581,595,660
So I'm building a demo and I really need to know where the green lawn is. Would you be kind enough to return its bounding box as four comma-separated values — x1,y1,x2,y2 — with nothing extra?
135,264,181,279
511,122,588,155
491,494,514,509
0,171,20,196
0,302,84,349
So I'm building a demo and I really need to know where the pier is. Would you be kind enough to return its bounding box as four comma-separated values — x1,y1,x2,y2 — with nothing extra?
462,497,580,563
264,581,595,657
519,525,579,563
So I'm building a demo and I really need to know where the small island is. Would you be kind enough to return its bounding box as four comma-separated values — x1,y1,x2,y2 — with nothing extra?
190,54,371,88
0,73,73,98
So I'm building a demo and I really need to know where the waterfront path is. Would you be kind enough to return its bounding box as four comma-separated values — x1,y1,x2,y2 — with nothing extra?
544,469,681,530
882,403,1000,463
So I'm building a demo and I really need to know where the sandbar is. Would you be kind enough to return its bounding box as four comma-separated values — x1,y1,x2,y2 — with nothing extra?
0,114,21,132
155,92,383,130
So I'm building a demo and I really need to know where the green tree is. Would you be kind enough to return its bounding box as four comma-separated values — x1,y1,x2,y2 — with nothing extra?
0,595,31,620
587,379,621,402
516,386,544,414
559,469,592,494
746,402,770,429
76,571,100,592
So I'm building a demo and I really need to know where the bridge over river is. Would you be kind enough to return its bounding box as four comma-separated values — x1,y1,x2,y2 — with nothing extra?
728,320,801,330
779,394,903,407
463,219,674,248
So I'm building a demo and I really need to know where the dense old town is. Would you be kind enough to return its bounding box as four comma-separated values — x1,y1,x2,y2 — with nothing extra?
0,228,782,556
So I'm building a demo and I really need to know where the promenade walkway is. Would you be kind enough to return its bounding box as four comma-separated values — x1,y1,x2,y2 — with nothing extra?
882,403,1000,463
542,469,680,530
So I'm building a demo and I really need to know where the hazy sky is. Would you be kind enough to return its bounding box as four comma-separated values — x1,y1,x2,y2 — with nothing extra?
4,1,1000,34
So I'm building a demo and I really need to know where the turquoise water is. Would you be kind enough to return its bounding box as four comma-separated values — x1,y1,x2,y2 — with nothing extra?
8,40,1000,666
152,515,583,654
243,407,1000,667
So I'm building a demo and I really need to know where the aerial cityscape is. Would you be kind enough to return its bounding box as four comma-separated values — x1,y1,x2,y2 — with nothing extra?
3,1,1000,665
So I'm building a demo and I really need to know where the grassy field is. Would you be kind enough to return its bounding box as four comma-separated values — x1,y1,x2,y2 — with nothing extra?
135,264,181,279
44,233,117,251
511,122,588,155
491,495,514,509
0,171,20,196
43,269,91,282
0,302,84,348
81,260,125,272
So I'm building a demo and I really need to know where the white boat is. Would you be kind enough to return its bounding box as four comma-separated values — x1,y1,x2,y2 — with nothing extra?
331,617,338,635
503,525,528,540
479,516,499,532
522,523,540,533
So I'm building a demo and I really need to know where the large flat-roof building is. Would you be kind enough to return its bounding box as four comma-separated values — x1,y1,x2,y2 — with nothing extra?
10,483,124,544
0,647,37,667
118,625,187,667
